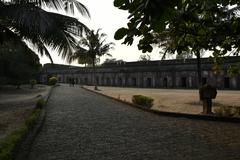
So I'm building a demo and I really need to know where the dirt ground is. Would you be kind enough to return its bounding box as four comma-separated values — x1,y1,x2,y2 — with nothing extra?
0,84,50,139
84,86,240,114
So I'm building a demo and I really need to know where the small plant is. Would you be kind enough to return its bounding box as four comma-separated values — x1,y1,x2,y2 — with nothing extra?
29,79,37,89
36,98,45,109
25,109,42,129
132,95,154,108
214,106,240,117
232,107,240,117
48,77,58,86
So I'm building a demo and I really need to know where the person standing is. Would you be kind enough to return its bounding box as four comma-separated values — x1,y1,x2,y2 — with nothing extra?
72,78,75,87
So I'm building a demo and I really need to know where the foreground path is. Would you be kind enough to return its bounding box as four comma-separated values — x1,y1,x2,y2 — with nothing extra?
28,85,240,160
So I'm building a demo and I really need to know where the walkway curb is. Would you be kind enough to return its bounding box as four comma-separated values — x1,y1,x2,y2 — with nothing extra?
82,87,240,123
14,85,56,160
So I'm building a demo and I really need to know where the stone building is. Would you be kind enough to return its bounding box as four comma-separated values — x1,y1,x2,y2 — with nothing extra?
39,57,240,90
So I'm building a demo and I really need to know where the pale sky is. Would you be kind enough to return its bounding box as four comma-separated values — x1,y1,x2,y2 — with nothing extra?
39,0,161,65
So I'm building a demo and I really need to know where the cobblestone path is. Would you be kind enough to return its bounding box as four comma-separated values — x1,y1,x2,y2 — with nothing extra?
28,85,240,160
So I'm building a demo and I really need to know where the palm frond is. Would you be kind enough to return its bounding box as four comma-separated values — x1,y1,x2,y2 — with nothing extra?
1,4,55,35
0,4,89,61
0,25,21,43
98,43,115,56
62,0,90,16
49,12,89,36
68,28,114,65
1,4,89,35
2,0,90,17
67,46,87,63
32,38,53,63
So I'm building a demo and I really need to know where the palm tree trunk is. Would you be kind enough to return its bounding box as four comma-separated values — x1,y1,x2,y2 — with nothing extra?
92,58,98,90
196,50,202,88
196,50,202,101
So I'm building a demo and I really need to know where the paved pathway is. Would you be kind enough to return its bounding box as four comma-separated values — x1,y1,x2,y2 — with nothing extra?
28,85,240,160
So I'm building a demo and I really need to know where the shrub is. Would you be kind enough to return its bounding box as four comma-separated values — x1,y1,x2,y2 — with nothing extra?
132,95,154,108
214,106,240,117
48,77,57,86
232,107,240,117
25,109,42,129
29,79,37,89
36,98,45,109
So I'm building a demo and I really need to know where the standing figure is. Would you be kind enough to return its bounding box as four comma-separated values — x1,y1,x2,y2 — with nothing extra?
69,78,73,87
72,78,75,87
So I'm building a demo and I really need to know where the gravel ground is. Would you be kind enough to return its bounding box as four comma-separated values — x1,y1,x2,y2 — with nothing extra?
84,86,240,114
0,84,50,104
28,85,240,160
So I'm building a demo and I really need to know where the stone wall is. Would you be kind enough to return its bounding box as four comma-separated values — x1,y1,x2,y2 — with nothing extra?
39,57,240,90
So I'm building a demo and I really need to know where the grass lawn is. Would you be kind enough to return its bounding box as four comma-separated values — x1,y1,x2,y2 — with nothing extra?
0,85,50,140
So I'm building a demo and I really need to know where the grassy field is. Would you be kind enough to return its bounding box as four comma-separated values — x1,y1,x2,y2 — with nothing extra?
0,85,50,140
84,86,240,114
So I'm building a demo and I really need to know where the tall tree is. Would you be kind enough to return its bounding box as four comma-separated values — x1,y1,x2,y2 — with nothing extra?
114,0,240,87
0,0,90,62
176,52,193,59
0,39,41,88
68,29,114,90
114,0,240,55
138,54,151,62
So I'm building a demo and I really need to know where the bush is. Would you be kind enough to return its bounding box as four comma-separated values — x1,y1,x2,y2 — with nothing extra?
29,79,37,89
48,77,57,86
214,106,240,117
132,95,154,108
232,107,240,117
25,109,42,129
36,98,45,109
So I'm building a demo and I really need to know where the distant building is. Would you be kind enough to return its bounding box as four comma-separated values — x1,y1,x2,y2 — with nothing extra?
40,57,240,90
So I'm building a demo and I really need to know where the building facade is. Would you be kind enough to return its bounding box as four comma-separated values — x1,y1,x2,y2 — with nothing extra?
39,57,240,90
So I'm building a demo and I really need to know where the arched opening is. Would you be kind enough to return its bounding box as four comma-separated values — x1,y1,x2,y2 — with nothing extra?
181,77,187,88
224,77,230,88
163,77,168,88
106,78,111,86
84,77,88,84
146,78,152,87
118,77,122,86
202,77,207,85
132,77,137,87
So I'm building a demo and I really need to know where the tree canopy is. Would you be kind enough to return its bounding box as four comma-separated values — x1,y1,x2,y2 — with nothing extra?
138,54,151,62
68,29,114,65
0,39,41,86
114,0,240,59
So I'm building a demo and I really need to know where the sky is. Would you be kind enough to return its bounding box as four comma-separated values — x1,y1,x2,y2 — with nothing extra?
39,0,161,65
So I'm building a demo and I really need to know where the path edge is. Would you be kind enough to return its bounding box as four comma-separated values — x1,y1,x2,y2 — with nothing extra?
14,85,56,160
82,87,240,123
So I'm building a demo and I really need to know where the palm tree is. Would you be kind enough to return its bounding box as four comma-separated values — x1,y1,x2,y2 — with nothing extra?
68,29,114,90
0,0,90,62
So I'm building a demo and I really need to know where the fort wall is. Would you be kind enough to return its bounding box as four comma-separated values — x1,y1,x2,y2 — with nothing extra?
39,57,240,90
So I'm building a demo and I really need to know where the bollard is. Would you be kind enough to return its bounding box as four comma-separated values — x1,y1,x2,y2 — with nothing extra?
199,85,217,115
202,99,213,114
